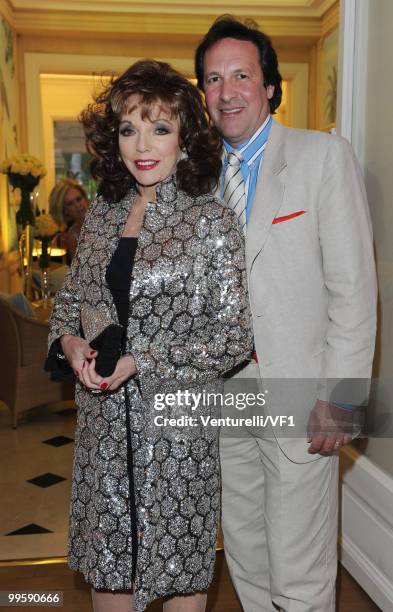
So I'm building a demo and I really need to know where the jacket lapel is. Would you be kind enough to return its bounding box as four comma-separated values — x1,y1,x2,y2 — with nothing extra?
246,120,287,275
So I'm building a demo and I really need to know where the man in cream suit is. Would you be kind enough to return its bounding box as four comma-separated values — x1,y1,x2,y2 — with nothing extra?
195,16,377,612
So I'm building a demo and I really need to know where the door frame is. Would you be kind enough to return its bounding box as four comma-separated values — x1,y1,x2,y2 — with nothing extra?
336,0,369,167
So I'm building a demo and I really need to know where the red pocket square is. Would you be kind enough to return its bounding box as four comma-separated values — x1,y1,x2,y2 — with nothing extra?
272,210,306,224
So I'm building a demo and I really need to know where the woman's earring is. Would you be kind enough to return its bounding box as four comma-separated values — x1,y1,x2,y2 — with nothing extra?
179,149,188,161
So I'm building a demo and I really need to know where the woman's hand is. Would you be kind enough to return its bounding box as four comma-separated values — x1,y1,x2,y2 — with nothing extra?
79,354,137,392
102,355,137,391
60,334,97,377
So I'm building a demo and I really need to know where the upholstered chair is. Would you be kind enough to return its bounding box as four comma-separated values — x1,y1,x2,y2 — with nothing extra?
0,296,73,427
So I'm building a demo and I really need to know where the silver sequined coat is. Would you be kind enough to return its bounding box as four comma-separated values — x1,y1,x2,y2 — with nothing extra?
48,175,252,611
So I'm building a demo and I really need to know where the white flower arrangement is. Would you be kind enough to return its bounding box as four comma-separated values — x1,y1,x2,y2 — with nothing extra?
0,153,46,178
35,213,59,268
35,213,59,238
1,153,47,227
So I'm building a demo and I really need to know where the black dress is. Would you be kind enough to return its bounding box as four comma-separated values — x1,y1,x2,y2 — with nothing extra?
106,236,139,582
106,237,138,329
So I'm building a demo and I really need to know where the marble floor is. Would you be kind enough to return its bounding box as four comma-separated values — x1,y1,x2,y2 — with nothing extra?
0,400,76,561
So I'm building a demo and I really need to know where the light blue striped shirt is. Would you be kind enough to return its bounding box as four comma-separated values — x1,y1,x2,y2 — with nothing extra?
222,114,272,224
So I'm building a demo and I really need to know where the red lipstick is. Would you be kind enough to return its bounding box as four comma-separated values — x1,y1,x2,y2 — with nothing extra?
135,159,159,170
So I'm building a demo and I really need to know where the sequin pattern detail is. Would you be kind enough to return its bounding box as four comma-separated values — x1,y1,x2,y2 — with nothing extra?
48,175,252,612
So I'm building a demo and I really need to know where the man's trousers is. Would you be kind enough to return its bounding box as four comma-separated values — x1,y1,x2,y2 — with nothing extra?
220,366,339,612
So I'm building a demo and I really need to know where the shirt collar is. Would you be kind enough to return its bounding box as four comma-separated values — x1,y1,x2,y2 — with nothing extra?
224,114,272,162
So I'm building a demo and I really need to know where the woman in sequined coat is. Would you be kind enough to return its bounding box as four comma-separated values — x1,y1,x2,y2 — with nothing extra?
47,60,252,612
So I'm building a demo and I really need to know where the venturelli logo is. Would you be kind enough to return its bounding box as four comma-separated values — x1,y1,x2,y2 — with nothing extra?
153,413,295,428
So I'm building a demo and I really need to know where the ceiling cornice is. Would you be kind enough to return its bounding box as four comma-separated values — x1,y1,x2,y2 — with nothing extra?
8,0,337,18
0,0,13,23
321,0,339,36
1,0,338,37
9,12,323,38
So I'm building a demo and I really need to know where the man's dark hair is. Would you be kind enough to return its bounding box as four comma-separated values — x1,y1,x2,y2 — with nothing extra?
195,15,282,114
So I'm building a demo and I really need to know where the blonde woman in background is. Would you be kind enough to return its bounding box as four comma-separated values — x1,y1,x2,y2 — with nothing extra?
49,178,89,264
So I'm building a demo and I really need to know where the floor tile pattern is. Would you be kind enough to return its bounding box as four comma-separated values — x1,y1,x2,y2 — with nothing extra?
0,400,75,560
27,473,67,488
6,524,53,536
43,436,74,447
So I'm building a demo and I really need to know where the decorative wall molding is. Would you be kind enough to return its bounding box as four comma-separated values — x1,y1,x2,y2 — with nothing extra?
349,0,369,169
336,0,355,142
0,0,13,24
2,0,336,37
279,62,309,128
340,445,393,611
336,0,369,169
8,0,338,19
321,0,339,36
10,12,324,38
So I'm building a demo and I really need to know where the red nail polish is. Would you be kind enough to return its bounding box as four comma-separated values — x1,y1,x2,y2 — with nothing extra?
74,370,79,377
90,351,95,356
100,382,108,390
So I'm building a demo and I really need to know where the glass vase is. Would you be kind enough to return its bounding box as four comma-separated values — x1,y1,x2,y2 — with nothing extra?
40,267,50,302
16,186,36,227
39,238,52,303
18,222,34,300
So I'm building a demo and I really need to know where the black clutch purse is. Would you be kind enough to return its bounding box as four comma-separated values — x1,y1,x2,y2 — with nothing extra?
81,305,124,377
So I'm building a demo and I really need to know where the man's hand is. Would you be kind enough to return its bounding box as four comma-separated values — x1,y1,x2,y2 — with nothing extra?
307,399,353,455
78,354,137,392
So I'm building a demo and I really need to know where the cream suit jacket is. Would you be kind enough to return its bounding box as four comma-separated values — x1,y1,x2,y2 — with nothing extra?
223,120,377,421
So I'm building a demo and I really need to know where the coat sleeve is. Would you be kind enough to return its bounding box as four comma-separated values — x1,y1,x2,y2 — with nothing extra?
317,136,377,404
45,202,97,378
45,249,82,380
131,206,253,398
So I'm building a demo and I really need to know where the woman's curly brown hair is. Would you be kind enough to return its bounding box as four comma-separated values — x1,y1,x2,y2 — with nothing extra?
80,60,222,202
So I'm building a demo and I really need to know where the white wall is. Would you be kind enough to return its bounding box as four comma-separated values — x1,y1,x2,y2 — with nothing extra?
362,0,393,474
338,0,393,476
334,8,393,606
